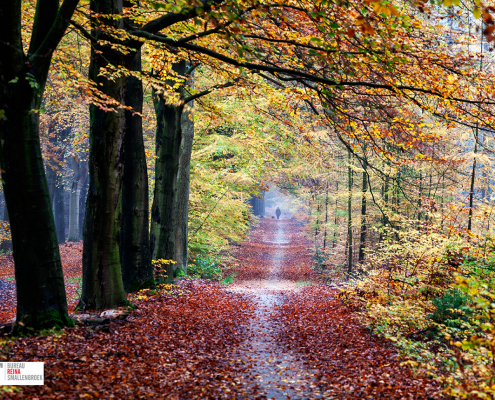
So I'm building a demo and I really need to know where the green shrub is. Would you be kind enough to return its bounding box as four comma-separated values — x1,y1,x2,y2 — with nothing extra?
428,288,472,328
188,255,222,280
220,275,235,285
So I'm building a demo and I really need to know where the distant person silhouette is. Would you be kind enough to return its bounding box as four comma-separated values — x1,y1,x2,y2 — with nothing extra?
276,207,281,220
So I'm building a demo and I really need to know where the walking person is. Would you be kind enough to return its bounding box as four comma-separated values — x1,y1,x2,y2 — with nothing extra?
276,207,281,220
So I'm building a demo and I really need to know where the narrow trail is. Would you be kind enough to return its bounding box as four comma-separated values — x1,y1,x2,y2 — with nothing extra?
229,218,323,399
229,217,440,400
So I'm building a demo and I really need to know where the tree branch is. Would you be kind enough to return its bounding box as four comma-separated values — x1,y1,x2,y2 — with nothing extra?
183,79,239,104
31,0,80,72
70,19,97,43
128,33,495,107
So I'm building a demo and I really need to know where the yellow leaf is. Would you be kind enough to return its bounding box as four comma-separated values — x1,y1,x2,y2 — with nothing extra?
473,6,481,19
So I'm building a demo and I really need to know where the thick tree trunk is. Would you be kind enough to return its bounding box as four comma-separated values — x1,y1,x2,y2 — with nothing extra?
1,106,69,323
173,100,194,274
150,61,188,282
0,83,68,322
0,0,78,327
81,0,128,309
150,100,183,282
120,50,153,292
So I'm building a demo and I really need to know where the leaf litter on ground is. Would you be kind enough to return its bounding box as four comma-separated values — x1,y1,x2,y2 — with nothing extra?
0,219,441,399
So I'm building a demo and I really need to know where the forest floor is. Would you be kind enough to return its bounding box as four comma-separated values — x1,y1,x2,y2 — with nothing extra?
0,218,442,399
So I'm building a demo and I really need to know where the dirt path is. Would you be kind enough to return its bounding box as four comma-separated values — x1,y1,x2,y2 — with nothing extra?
229,218,323,399
228,217,440,400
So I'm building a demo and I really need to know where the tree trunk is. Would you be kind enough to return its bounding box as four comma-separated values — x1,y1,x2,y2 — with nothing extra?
347,150,353,274
315,190,320,243
81,0,128,310
0,198,12,253
120,50,154,292
150,99,183,282
0,0,78,327
54,174,66,243
68,159,88,241
468,125,478,232
150,61,188,282
172,99,195,274
333,181,338,250
46,164,56,205
359,161,367,263
323,181,329,249
79,174,88,239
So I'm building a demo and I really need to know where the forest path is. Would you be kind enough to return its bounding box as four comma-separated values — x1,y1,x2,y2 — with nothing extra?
227,217,440,400
228,217,323,399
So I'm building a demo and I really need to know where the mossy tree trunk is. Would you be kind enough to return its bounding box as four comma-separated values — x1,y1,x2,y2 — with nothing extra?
0,0,79,327
151,62,206,279
173,100,194,274
150,63,186,282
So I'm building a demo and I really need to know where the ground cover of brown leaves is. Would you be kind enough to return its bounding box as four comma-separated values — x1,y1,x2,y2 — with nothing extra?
0,217,443,399
0,243,83,324
1,283,255,399
233,217,441,399
275,287,441,399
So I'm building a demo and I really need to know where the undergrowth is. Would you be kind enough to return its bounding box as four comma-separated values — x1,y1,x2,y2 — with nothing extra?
338,220,495,398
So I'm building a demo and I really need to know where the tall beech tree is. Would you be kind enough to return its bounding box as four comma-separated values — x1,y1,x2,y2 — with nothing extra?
0,0,79,327
150,60,238,279
80,0,221,308
150,61,197,281
120,50,153,292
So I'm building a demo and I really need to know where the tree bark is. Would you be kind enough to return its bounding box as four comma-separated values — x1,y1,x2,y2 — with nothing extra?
0,0,78,327
53,173,66,243
79,174,88,239
323,181,329,249
150,61,191,282
173,99,195,274
68,158,88,241
468,125,478,232
359,160,367,263
120,50,153,292
81,0,128,309
347,150,353,274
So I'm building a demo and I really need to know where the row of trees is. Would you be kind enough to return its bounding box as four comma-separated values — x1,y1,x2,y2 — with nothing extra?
1,0,493,329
